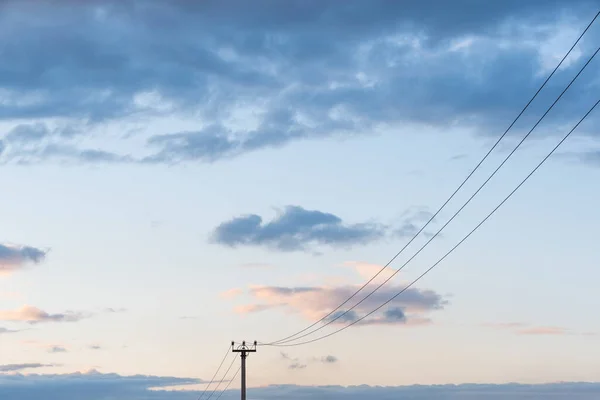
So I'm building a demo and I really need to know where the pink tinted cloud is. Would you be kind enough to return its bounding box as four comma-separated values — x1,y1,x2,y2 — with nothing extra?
234,278,446,326
0,305,88,324
484,322,596,337
516,326,569,335
234,304,279,314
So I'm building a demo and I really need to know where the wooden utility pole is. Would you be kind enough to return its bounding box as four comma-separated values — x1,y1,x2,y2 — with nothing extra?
231,341,257,400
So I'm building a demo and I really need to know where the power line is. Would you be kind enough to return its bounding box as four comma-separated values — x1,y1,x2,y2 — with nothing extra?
268,41,600,345
269,97,600,347
265,9,600,346
205,355,237,400
197,346,230,400
215,367,241,400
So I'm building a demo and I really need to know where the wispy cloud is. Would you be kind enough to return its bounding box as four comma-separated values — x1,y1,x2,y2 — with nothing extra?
48,346,68,354
319,355,338,364
0,305,89,324
280,352,338,370
483,322,595,336
0,363,55,372
517,326,569,335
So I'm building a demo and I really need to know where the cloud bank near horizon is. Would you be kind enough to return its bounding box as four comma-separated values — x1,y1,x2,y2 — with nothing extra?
0,371,598,400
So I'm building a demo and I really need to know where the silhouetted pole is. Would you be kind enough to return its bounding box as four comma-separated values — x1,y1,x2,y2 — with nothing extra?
232,340,257,400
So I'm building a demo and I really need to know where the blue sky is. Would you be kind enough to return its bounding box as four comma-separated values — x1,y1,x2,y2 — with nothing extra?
1,0,600,399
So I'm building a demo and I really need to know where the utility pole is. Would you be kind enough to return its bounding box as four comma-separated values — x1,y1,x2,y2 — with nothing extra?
231,340,257,400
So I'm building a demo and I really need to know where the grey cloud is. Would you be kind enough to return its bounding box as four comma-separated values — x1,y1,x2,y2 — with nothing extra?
48,346,68,354
280,352,306,370
143,108,349,164
211,206,387,252
383,307,407,323
6,144,133,165
325,307,410,326
288,362,306,370
327,310,360,324
144,127,239,164
89,345,102,350
0,243,47,272
104,307,127,313
243,383,600,400
0,1,597,165
395,208,437,238
319,355,338,364
282,352,337,370
0,327,19,334
0,372,599,400
4,123,51,143
0,363,54,372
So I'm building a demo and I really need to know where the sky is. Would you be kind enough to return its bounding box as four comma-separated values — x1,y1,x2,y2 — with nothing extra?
1,0,600,399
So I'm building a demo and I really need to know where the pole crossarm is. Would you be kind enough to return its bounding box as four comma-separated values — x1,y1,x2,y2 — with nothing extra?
231,341,257,353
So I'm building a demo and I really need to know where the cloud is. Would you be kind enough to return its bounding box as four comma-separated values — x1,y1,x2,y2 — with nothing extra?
280,353,307,370
394,208,437,239
231,263,447,327
0,0,597,166
320,355,338,364
211,206,433,252
89,345,102,350
0,370,203,399
104,307,127,313
483,322,595,336
0,363,54,372
482,322,528,329
0,372,599,400
0,305,89,324
245,383,600,400
220,288,243,299
4,123,52,143
6,143,134,165
0,327,19,334
517,326,569,335
0,243,47,273
288,362,306,370
281,352,337,370
48,346,68,354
